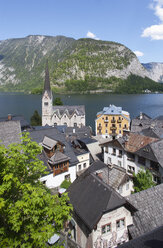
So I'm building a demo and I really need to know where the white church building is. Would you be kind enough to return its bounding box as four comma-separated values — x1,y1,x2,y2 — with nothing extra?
42,62,86,127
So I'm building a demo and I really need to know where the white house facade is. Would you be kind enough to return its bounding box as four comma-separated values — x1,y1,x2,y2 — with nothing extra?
101,132,163,184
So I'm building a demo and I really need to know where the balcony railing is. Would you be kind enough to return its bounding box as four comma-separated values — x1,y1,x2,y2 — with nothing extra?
117,119,122,123
111,119,116,123
110,126,117,130
97,126,102,130
104,120,109,123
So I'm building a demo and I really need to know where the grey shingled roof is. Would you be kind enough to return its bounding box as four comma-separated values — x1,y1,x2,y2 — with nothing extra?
49,151,70,165
42,136,57,150
118,225,163,248
126,183,163,239
68,161,136,231
28,127,78,167
0,120,21,147
150,139,163,168
86,161,130,190
131,113,163,138
0,115,30,130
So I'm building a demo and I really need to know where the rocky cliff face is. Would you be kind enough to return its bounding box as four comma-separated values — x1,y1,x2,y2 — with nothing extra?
0,35,152,91
142,62,163,83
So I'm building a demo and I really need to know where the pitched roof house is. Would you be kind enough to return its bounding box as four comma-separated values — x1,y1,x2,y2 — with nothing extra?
131,112,163,139
67,161,136,248
101,132,163,183
29,126,90,188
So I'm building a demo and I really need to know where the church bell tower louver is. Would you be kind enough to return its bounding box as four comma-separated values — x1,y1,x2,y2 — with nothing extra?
42,61,53,126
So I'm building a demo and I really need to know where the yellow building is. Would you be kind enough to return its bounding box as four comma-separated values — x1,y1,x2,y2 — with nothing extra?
95,105,130,139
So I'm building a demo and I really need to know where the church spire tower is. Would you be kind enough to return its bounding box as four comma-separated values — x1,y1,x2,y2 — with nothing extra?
42,61,53,126
44,60,52,98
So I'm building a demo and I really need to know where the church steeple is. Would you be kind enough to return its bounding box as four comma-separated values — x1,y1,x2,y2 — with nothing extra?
43,60,52,98
42,60,53,126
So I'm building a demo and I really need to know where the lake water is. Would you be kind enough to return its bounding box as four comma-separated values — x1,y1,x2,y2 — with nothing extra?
0,92,163,130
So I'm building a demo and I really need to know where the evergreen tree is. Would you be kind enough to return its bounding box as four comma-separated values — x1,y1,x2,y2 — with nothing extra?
53,97,63,106
133,169,156,193
30,110,42,126
0,133,72,247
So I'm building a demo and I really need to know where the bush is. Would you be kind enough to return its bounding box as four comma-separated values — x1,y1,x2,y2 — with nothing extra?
60,179,71,189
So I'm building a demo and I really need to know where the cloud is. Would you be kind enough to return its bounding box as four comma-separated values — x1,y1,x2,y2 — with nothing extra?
142,24,163,40
134,51,144,57
86,31,99,40
142,0,163,40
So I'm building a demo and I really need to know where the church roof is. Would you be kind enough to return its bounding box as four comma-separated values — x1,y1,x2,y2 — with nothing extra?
52,105,85,118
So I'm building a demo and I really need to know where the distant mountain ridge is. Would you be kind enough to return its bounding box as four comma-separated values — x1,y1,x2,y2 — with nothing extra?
142,62,163,83
0,35,161,92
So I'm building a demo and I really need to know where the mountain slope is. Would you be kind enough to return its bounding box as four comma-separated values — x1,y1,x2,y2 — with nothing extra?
0,35,153,92
0,35,75,90
142,62,163,83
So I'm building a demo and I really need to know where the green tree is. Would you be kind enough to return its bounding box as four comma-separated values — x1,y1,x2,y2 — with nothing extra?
0,133,72,247
133,169,156,193
30,110,42,126
53,97,63,106
60,179,71,189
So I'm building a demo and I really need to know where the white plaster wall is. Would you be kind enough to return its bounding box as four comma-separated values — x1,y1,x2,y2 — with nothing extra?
40,165,76,188
93,206,133,248
117,180,133,197
42,91,53,126
51,113,85,127
76,153,90,172
104,146,124,168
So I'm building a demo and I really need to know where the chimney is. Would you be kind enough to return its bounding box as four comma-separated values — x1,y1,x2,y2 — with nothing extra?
140,112,143,120
96,170,103,179
8,114,12,121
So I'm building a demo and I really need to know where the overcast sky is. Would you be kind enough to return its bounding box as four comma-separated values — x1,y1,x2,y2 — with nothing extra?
1,0,163,63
